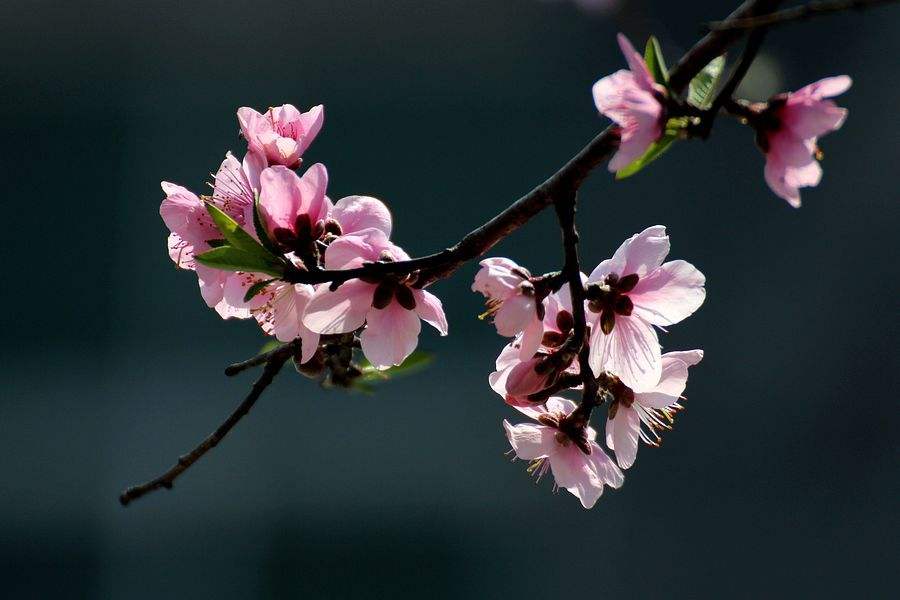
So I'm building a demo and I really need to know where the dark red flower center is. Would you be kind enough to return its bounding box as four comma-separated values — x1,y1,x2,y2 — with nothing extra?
585,272,639,334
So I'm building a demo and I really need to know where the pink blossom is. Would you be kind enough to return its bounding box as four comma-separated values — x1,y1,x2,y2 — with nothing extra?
489,285,583,405
301,228,448,369
237,104,324,168
585,225,705,390
472,258,545,354
604,350,703,469
504,397,624,509
159,153,267,319
257,163,331,254
757,76,851,207
592,34,666,172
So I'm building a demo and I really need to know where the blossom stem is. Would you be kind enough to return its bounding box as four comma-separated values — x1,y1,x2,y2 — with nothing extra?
224,339,301,376
707,0,898,31
119,343,296,506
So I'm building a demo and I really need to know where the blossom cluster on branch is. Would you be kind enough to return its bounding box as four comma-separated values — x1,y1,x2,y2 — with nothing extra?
128,0,873,508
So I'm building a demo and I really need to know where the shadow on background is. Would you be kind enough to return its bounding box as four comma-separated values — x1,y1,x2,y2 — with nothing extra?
0,0,897,597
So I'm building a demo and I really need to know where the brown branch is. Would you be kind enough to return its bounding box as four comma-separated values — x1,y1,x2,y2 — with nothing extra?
119,343,295,506
708,0,897,31
224,339,300,376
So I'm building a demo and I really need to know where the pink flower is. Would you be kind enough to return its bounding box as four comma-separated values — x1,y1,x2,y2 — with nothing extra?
472,258,545,355
756,76,851,207
585,225,705,390
504,397,624,509
489,286,583,405
302,228,448,369
604,350,703,469
257,163,331,255
592,33,666,172
237,104,324,168
159,152,267,319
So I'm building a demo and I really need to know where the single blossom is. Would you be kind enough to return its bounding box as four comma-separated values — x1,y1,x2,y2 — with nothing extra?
604,349,703,469
504,397,624,509
585,225,705,391
755,76,851,207
472,258,545,357
237,104,324,168
257,163,331,256
592,33,666,172
489,285,583,405
302,228,448,369
159,152,264,319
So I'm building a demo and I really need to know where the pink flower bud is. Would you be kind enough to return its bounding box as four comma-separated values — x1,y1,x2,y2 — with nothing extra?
237,104,324,168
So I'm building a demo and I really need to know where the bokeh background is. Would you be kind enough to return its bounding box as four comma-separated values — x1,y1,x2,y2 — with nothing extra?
2,0,898,597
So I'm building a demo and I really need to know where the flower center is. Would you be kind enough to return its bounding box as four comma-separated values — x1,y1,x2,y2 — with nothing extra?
600,372,636,419
586,272,639,334
371,280,416,310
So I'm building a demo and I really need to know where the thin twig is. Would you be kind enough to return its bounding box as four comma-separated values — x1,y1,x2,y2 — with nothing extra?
224,339,300,376
119,344,295,506
708,0,897,31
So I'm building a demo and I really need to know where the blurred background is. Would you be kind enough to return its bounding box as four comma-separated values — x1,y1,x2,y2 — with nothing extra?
1,0,898,597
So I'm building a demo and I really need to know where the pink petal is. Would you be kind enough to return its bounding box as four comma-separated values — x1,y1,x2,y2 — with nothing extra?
545,396,578,416
323,227,391,269
472,257,523,299
494,294,536,337
592,69,639,124
607,405,639,468
793,75,852,101
270,284,321,363
591,226,669,282
784,101,848,139
413,289,449,335
616,33,656,92
630,259,706,326
663,349,704,367
360,301,421,369
297,162,329,222
588,314,661,391
784,159,822,189
302,279,375,334
297,104,325,154
764,155,802,207
517,316,545,360
223,271,274,310
258,166,303,231
548,444,613,509
503,420,555,460
332,195,393,237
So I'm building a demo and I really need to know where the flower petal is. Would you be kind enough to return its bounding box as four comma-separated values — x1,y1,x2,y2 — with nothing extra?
332,195,393,237
360,301,421,369
302,279,374,334
503,420,555,460
609,405,640,469
413,289,449,335
630,259,706,326
588,314,661,391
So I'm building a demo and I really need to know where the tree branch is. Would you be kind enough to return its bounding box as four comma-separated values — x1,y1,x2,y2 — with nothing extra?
708,0,897,31
119,343,295,506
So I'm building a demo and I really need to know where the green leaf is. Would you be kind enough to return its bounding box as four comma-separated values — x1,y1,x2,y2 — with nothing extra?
688,55,726,110
243,278,276,303
206,238,228,248
252,193,282,256
643,36,669,85
356,350,434,383
195,246,286,278
204,201,279,262
258,339,284,355
615,133,678,180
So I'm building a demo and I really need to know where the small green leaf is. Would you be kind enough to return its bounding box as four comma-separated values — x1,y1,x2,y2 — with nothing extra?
204,201,279,262
688,55,726,110
357,350,434,383
253,193,282,256
643,36,669,85
615,133,678,180
243,278,276,303
258,339,284,355
195,246,286,278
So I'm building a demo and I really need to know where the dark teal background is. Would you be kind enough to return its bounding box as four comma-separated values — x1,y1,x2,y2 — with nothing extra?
1,1,898,597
